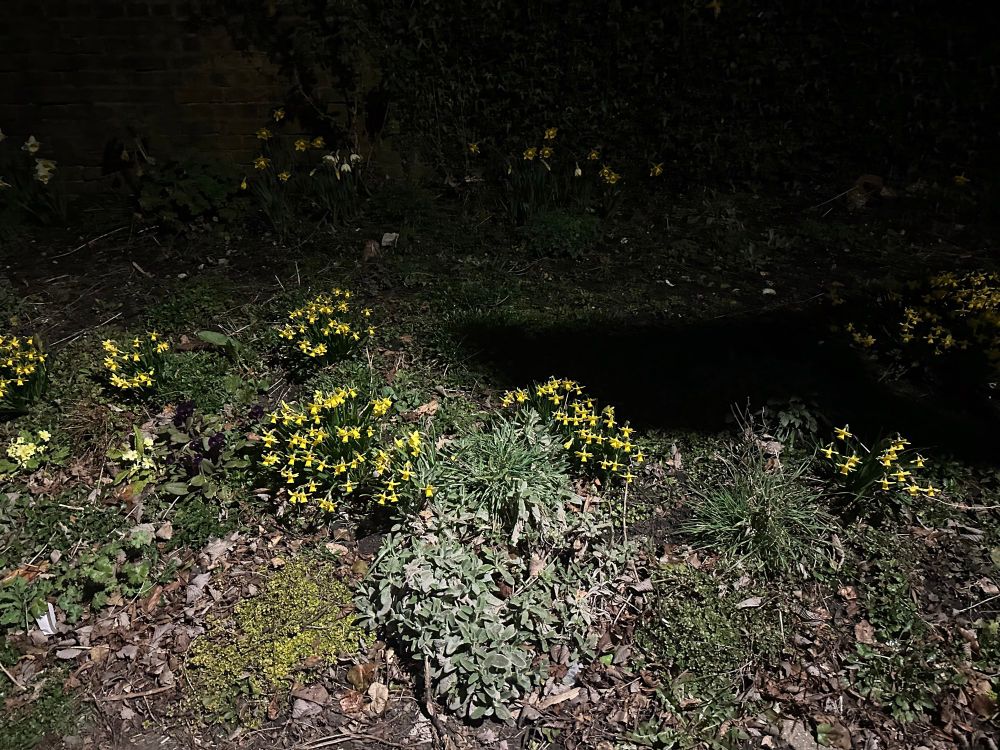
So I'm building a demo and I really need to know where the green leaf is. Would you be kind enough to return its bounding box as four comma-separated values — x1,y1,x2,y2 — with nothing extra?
161,481,191,496
196,330,236,348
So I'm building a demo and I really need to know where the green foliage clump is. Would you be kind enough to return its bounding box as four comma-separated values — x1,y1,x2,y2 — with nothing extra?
0,524,157,630
0,674,82,750
842,526,961,723
187,558,367,720
518,210,600,259
681,438,832,575
136,159,242,229
850,639,959,724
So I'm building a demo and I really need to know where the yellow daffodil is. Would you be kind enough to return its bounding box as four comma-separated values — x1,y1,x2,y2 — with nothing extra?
468,142,480,154
650,163,664,177
256,127,272,141
523,147,537,160
254,155,271,170
834,425,852,440
273,107,285,121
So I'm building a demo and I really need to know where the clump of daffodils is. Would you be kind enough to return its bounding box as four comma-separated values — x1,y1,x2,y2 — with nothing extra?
100,333,169,394
820,424,937,508
847,270,999,378
278,290,374,368
0,429,64,476
259,388,432,513
0,334,47,413
501,376,645,486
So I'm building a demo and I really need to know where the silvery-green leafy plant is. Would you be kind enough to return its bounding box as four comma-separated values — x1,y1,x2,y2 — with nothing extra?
359,411,633,722
358,508,629,723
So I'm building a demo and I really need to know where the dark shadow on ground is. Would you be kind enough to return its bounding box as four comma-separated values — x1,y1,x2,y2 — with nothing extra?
456,305,1000,464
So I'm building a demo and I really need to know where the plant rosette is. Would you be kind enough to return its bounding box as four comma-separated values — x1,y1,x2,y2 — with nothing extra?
0,428,67,477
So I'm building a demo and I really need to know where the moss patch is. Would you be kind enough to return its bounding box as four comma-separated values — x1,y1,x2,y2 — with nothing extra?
186,557,369,721
638,564,784,690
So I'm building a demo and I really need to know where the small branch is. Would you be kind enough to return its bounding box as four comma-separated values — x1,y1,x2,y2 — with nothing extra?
0,663,25,691
49,226,128,260
96,685,174,702
954,593,1000,615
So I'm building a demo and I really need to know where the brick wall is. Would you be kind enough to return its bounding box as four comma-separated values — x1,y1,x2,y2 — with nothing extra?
0,0,291,188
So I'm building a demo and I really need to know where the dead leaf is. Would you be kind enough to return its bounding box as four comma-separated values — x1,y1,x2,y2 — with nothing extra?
367,681,389,715
267,693,282,720
362,239,381,262
736,596,763,609
339,690,365,714
854,620,876,645
538,686,581,709
291,684,330,706
292,697,323,719
412,399,439,417
155,523,173,541
347,662,376,691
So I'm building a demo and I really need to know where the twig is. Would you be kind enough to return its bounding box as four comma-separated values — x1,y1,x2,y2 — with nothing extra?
49,226,128,259
423,656,448,749
299,734,432,750
97,685,174,701
48,312,123,349
954,593,1000,615
808,187,854,211
0,662,25,691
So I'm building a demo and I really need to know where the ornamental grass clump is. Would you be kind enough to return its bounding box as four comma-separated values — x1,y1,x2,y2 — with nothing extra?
501,376,646,488
277,289,375,371
432,411,573,544
259,388,433,514
681,438,832,576
0,334,47,413
100,332,169,394
819,424,937,518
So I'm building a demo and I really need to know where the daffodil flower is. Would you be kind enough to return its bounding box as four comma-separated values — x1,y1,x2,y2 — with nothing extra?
834,425,852,440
